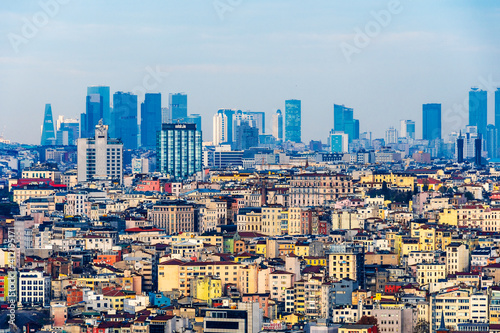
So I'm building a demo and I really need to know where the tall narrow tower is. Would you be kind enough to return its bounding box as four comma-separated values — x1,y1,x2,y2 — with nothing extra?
41,104,56,146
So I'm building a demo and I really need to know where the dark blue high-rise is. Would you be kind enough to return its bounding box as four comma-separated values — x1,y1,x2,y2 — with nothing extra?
141,93,162,149
422,103,442,141
113,92,138,150
285,99,301,143
41,104,56,145
169,93,187,122
87,86,110,125
469,87,487,137
81,94,103,138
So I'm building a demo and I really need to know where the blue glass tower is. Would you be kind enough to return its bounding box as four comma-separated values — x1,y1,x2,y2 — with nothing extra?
169,93,187,122
186,114,202,134
285,99,301,143
157,123,202,179
113,92,138,150
87,86,110,125
422,103,442,141
334,104,359,142
81,94,103,138
140,93,162,149
495,88,500,146
41,104,56,146
469,88,487,137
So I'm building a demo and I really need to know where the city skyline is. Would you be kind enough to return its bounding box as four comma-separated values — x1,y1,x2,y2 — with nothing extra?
2,1,500,144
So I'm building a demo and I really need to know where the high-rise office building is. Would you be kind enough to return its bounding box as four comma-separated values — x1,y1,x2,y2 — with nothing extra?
56,116,79,146
81,94,103,138
77,120,123,184
213,109,236,145
140,93,162,149
285,99,301,143
244,111,266,134
385,127,398,144
235,121,259,150
272,109,283,142
496,88,500,146
475,134,482,166
41,104,56,146
469,88,487,137
329,130,348,153
157,123,202,179
400,120,415,139
169,93,187,122
186,114,202,137
87,86,110,125
422,103,442,141
334,104,359,142
113,92,138,150
487,124,498,159
457,133,464,163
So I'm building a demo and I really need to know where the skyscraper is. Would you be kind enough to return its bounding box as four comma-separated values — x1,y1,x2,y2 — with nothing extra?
186,114,202,135
87,86,110,125
334,104,359,142
422,103,442,141
235,120,259,150
77,120,123,184
272,109,283,142
157,123,202,179
457,133,464,163
469,88,487,137
169,93,187,122
81,94,103,138
244,111,266,134
41,104,56,146
140,93,162,149
487,124,498,159
56,116,79,146
113,92,138,150
285,99,301,143
496,88,500,146
385,127,398,144
400,120,415,139
213,109,235,145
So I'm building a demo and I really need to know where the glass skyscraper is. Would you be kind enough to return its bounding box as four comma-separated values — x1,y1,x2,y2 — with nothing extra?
87,86,110,125
334,104,359,142
141,93,162,149
157,123,202,179
496,88,500,146
469,88,487,137
272,109,283,142
169,93,188,122
81,94,103,138
41,104,56,146
113,92,138,150
422,103,442,141
285,99,301,143
186,114,202,136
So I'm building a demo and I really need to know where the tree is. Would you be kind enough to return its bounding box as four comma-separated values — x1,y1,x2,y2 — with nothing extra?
356,315,378,327
413,320,429,333
464,191,474,201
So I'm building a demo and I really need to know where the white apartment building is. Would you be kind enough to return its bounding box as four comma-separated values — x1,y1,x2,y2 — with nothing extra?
77,121,123,184
18,270,51,307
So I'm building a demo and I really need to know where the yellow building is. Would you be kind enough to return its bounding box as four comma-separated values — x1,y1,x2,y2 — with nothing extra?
278,242,295,256
417,263,445,286
240,264,259,294
360,172,415,191
158,259,241,296
303,256,327,266
255,242,267,256
262,206,283,236
103,290,135,310
0,249,15,268
288,207,302,235
294,243,309,257
171,234,223,248
190,275,221,304
210,172,255,183
400,238,420,263
328,252,358,281
439,208,458,226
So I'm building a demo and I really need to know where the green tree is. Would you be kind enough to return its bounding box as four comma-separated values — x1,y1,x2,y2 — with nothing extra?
413,320,429,333
464,191,474,201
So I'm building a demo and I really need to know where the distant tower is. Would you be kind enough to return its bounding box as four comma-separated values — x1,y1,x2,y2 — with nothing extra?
169,93,188,122
457,132,464,163
285,99,301,143
272,109,283,142
41,104,56,146
469,87,487,137
475,134,482,166
140,93,162,149
422,103,442,141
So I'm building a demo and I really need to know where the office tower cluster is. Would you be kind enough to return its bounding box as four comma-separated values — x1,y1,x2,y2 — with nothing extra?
329,104,359,153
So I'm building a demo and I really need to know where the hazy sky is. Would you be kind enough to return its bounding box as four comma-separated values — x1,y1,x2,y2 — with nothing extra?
1,0,500,144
